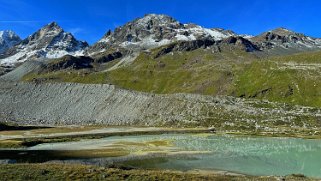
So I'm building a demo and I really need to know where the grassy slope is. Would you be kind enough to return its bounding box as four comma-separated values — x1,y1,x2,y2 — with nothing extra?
235,63,320,107
22,48,321,107
234,51,321,107
106,47,255,95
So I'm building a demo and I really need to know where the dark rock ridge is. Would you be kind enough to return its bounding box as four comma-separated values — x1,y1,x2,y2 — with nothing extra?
222,36,260,52
154,36,260,58
94,51,123,64
154,38,216,58
0,66,14,76
44,55,94,71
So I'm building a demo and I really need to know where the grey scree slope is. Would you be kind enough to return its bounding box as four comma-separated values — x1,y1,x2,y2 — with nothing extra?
0,80,319,127
0,81,231,126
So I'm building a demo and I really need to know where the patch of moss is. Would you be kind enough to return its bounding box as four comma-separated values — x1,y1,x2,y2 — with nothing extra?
0,140,24,148
146,140,172,147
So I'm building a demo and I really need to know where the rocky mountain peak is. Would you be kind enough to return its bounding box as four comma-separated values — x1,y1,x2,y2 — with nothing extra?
251,27,321,52
0,30,21,41
136,14,179,26
89,14,234,55
0,30,21,54
41,22,63,34
25,22,64,44
0,22,88,66
45,22,61,29
270,27,292,34
253,27,307,41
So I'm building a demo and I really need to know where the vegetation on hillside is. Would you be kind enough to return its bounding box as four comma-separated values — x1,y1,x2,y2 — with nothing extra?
22,48,321,107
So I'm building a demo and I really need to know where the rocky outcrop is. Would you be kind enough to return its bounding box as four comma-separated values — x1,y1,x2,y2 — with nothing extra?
0,65,15,76
94,52,123,64
154,36,259,58
154,38,216,58
221,36,260,52
44,55,94,71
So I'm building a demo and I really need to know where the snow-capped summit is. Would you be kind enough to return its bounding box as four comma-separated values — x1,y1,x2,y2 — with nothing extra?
89,14,235,54
0,22,88,66
23,22,88,53
135,14,179,26
0,30,21,54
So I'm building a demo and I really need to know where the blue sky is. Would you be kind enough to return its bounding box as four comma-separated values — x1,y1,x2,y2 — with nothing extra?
1,0,320,44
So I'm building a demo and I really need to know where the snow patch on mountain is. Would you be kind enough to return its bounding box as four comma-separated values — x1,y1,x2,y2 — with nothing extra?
240,34,254,39
315,39,321,44
121,36,171,48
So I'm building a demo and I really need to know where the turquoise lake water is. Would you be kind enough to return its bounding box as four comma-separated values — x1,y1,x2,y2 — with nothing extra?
104,134,321,178
149,134,321,178
3,134,321,178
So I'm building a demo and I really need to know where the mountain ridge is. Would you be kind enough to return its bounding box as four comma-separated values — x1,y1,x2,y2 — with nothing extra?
0,14,320,129
0,22,88,66
1,14,321,66
88,14,238,55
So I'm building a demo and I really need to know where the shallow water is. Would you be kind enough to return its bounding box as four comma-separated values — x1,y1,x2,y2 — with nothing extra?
3,134,321,178
135,134,321,178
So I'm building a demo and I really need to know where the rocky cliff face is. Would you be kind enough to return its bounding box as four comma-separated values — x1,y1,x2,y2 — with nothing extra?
0,22,88,66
